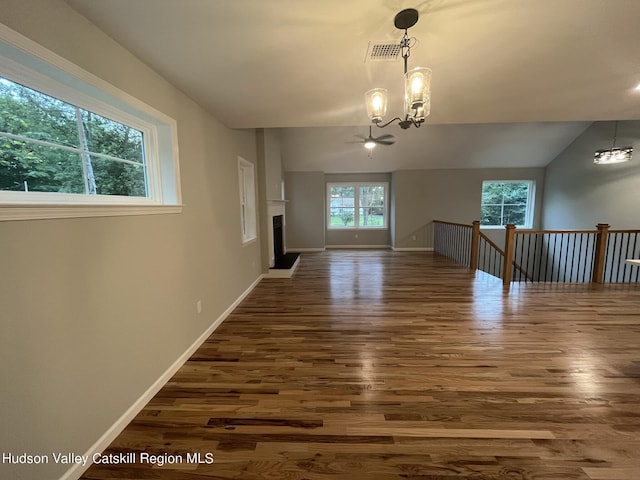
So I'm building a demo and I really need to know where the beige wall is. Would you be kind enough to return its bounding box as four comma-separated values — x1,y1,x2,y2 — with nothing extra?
284,171,325,249
284,168,545,251
393,168,545,249
264,129,284,201
543,121,640,229
0,2,262,479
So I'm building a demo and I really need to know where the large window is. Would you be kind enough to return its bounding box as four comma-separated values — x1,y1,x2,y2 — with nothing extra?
1,77,147,197
481,180,534,228
0,23,181,221
327,182,388,229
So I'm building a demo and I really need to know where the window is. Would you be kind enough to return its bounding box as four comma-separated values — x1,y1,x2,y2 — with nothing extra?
0,23,181,221
481,180,534,228
1,77,147,197
238,157,257,244
327,182,388,229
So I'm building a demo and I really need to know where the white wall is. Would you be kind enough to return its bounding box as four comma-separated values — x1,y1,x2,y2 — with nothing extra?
0,2,262,479
543,121,640,229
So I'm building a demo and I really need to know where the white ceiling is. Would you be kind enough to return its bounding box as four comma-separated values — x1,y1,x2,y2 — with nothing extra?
64,0,640,171
281,122,590,172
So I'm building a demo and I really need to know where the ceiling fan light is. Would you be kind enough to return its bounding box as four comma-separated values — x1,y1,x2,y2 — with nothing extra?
365,88,388,123
594,147,633,164
364,140,376,149
404,67,431,115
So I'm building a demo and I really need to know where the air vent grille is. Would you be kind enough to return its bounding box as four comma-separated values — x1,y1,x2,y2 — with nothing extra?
367,42,401,62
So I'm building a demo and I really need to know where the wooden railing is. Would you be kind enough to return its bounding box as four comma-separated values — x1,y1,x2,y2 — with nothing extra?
434,220,640,286
433,221,473,267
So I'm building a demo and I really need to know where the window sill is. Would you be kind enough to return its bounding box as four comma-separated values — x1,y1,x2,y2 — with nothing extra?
0,203,183,222
241,237,258,247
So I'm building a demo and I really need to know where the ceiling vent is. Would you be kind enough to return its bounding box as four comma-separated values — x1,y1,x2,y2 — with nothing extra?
366,41,401,62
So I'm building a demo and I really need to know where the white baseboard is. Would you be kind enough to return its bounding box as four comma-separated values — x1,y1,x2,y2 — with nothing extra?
288,247,325,252
59,275,264,480
325,245,391,249
392,247,434,252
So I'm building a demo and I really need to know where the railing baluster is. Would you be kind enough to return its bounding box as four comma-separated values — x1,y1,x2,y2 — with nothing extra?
568,233,575,283
630,232,637,281
560,233,569,282
434,220,639,285
621,232,631,282
518,235,524,281
576,233,589,282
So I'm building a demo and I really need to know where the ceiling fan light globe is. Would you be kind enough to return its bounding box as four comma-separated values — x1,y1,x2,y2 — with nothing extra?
364,140,376,149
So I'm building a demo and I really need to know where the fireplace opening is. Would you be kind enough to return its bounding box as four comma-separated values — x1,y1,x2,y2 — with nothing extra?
272,214,299,269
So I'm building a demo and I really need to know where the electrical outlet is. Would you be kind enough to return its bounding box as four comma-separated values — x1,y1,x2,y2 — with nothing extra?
355,233,359,239
412,235,416,241
196,300,202,314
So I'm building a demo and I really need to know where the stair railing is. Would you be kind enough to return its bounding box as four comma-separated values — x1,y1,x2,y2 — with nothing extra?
434,220,640,286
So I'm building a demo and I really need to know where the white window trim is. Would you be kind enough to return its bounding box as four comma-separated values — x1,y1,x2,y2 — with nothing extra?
327,182,389,230
480,180,535,229
238,157,257,245
0,23,182,221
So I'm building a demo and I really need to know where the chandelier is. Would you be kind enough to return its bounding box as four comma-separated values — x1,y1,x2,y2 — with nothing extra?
364,8,431,130
594,121,632,164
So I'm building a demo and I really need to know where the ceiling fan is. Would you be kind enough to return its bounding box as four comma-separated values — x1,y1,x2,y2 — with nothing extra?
352,126,395,149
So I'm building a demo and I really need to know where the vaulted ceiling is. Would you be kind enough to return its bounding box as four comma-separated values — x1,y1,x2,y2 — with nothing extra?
64,0,640,171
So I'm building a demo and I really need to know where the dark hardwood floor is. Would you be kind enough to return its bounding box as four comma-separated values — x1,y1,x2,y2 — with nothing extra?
82,250,640,480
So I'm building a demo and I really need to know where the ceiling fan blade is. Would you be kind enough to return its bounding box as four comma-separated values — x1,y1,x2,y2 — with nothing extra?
375,134,395,141
354,134,367,140
346,140,365,144
375,139,395,146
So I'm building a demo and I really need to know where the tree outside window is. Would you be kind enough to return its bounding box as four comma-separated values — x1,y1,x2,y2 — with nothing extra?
481,180,534,227
0,77,147,196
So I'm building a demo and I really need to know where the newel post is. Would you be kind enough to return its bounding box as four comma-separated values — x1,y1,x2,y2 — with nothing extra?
470,220,480,270
503,224,516,286
592,223,610,284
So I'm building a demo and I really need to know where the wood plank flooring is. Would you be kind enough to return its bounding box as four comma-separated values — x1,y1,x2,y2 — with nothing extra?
82,250,640,480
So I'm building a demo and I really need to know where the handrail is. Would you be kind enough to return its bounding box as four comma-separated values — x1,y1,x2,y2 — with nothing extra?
514,229,597,235
479,231,504,253
433,220,640,286
433,220,473,228
609,229,640,234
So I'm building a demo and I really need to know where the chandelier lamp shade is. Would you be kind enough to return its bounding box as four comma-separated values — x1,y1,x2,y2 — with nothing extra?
594,121,633,164
365,8,431,130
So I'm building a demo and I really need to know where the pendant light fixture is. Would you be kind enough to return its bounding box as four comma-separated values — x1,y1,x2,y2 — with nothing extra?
594,121,633,164
365,8,431,129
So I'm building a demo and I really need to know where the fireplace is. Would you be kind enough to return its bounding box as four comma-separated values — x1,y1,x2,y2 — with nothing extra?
271,214,298,269
273,214,284,263
266,200,299,274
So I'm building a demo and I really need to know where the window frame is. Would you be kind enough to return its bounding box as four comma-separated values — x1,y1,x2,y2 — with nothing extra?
480,180,535,229
327,182,389,230
238,157,257,245
0,23,182,221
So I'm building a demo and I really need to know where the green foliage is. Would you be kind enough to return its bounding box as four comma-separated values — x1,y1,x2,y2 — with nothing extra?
0,77,146,196
481,181,530,226
340,209,354,226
